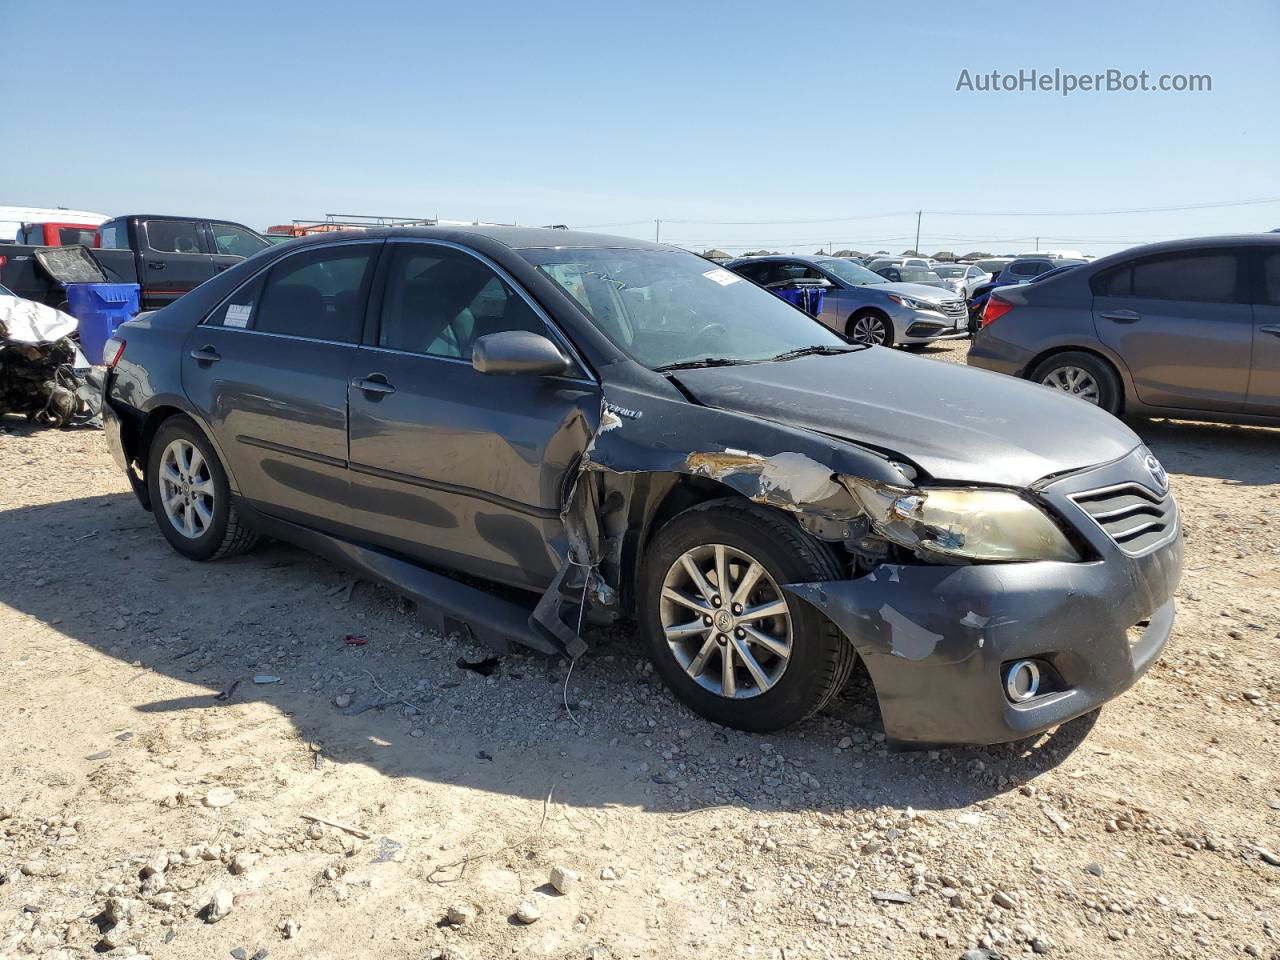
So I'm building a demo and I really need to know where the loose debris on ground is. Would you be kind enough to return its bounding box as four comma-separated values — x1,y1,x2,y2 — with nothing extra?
1,341,1278,959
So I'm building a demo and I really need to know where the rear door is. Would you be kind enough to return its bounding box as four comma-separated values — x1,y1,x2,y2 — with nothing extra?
1092,248,1252,412
205,221,272,277
181,240,381,530
139,219,215,309
347,240,598,591
1247,247,1280,415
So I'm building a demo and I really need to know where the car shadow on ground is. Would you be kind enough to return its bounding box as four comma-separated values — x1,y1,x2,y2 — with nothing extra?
0,490,1098,819
1134,418,1280,485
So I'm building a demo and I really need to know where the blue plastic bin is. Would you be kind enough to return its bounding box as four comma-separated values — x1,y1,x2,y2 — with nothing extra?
773,285,825,318
65,283,141,364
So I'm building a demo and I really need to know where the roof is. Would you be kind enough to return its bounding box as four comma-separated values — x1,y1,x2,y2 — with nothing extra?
280,224,667,251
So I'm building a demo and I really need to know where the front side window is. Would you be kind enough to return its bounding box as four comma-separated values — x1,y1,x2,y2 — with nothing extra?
522,247,848,370
1130,252,1239,303
145,220,202,255
377,244,546,359
210,223,269,258
239,244,377,342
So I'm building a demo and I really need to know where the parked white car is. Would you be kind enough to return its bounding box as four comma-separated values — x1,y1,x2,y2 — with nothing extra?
929,263,991,297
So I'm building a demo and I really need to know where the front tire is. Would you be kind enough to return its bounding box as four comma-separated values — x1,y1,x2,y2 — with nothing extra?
638,500,856,732
146,415,259,561
1029,351,1122,414
847,310,894,347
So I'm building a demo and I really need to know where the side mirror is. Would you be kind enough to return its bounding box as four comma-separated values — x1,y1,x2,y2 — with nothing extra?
472,330,570,377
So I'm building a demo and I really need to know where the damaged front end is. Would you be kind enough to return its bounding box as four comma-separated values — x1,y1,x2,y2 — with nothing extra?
535,385,1182,747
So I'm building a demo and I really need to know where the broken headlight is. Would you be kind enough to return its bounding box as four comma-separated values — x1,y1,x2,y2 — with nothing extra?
839,478,1081,563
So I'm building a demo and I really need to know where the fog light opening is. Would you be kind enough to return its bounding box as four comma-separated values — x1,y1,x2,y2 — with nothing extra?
1005,660,1042,703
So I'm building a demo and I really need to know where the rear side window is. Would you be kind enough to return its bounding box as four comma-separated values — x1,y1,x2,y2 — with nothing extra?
377,244,546,359
145,220,202,255
1092,264,1132,297
225,244,377,342
59,227,97,246
1131,252,1238,302
1009,260,1044,277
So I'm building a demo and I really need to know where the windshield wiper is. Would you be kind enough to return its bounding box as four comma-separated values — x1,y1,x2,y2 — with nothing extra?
654,357,752,372
768,345,862,362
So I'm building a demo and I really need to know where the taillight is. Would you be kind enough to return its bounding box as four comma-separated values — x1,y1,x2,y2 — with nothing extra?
982,295,1014,327
103,337,126,368
0,255,7,271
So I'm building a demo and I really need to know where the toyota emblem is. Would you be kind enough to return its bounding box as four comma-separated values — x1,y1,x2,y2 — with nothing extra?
1144,454,1169,493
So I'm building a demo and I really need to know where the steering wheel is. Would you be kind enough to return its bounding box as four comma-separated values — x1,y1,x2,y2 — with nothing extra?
688,322,728,353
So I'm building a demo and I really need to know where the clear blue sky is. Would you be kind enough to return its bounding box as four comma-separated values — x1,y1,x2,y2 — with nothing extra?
5,0,1278,256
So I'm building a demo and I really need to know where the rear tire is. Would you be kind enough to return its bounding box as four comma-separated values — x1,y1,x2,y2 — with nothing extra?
638,500,856,732
847,310,894,347
1030,351,1122,415
146,415,259,561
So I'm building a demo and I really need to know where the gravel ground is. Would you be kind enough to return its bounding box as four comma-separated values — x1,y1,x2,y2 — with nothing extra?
1,341,1278,960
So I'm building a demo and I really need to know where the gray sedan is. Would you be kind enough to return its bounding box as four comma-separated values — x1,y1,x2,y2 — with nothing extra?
969,234,1280,423
727,255,969,347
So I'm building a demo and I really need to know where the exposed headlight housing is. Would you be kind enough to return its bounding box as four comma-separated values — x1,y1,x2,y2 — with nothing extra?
839,478,1081,563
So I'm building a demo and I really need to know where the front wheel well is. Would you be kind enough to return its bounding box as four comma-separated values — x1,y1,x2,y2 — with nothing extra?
1022,346,1126,414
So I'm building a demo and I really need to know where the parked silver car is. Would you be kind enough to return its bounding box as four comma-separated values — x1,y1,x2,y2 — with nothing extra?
728,255,968,347
969,235,1280,422
930,263,991,297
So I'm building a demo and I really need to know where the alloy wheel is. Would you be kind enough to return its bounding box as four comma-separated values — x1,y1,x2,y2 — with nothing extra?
658,543,793,699
1040,365,1100,405
851,315,887,345
158,438,215,539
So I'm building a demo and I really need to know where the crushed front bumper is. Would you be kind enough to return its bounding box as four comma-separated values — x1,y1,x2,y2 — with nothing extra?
786,450,1183,746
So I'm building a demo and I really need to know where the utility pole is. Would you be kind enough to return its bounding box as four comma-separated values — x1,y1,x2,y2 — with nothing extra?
654,219,661,243
1035,236,1040,251
914,210,922,255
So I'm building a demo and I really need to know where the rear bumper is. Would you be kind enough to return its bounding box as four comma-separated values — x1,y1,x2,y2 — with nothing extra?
967,329,1036,376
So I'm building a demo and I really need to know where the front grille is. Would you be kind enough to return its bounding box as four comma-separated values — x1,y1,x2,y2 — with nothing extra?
936,299,967,321
1069,482,1177,555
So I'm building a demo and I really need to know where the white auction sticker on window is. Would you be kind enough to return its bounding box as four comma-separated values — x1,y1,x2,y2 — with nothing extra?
224,303,252,328
702,267,742,286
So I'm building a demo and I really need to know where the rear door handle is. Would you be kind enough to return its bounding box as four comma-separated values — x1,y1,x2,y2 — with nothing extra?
1100,309,1141,324
189,346,220,363
1259,324,1280,337
351,375,396,395
148,261,167,271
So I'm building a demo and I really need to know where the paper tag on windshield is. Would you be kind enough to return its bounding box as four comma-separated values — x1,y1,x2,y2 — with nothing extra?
702,268,741,286
224,304,252,328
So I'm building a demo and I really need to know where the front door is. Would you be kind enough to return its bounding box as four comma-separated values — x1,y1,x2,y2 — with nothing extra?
1092,248,1252,412
1247,247,1280,415
139,219,215,309
181,240,382,531
347,240,598,591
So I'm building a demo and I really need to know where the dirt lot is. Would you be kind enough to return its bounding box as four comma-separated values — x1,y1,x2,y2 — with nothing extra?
1,341,1278,960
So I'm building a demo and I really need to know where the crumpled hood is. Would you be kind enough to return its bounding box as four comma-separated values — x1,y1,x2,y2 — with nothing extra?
672,349,1141,487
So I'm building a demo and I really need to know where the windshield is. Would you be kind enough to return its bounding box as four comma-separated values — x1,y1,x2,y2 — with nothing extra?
931,266,965,278
521,248,847,369
813,257,887,286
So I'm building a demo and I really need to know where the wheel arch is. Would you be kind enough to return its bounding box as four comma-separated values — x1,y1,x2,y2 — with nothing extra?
1023,344,1130,414
132,405,239,508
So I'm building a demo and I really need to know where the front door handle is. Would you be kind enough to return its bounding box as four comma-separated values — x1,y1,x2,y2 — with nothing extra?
148,261,167,271
1100,309,1141,324
215,263,231,272
189,345,220,363
351,375,396,396
1259,324,1280,338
